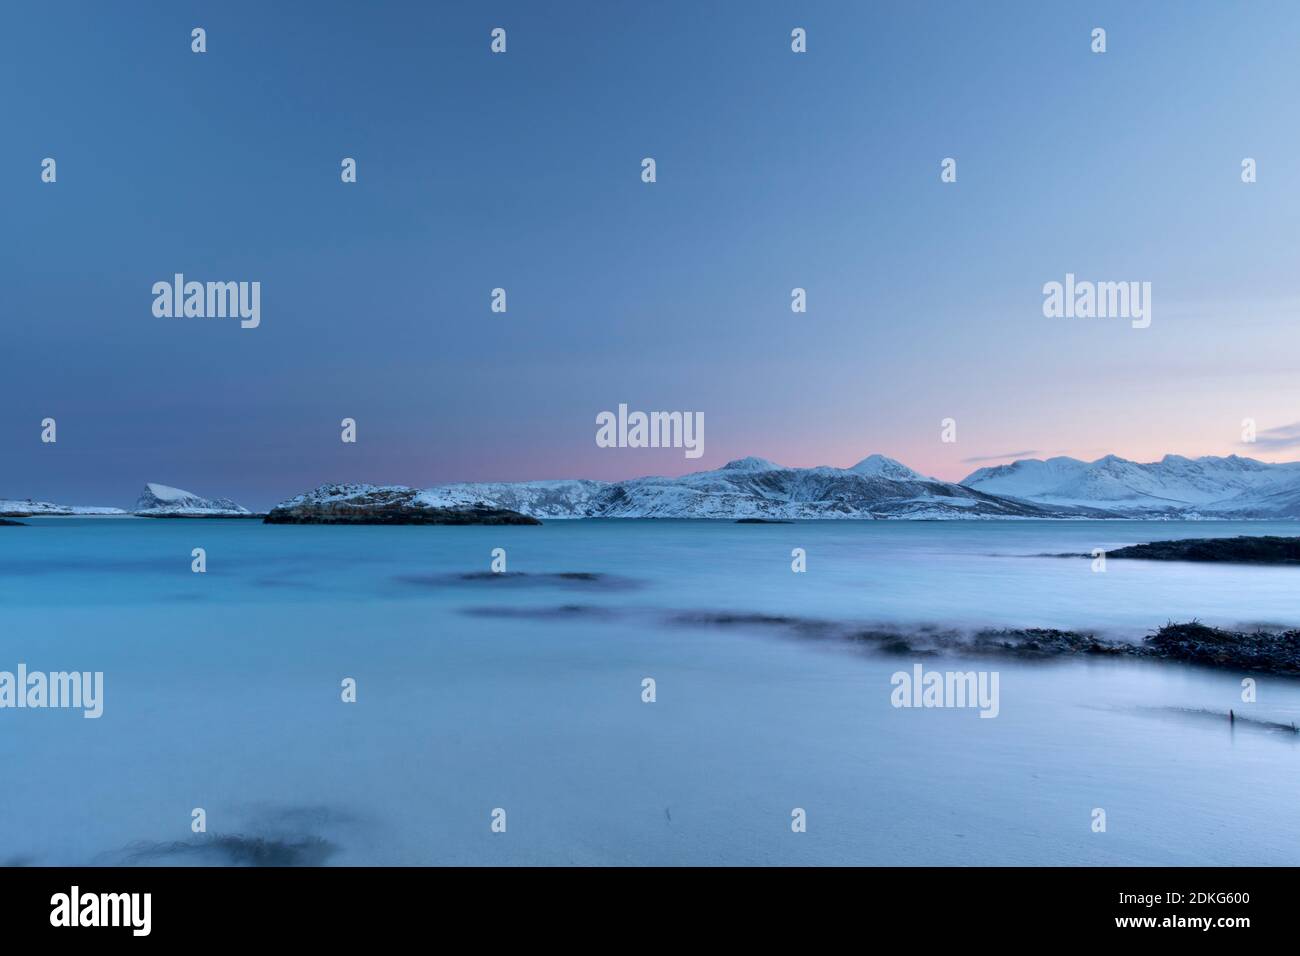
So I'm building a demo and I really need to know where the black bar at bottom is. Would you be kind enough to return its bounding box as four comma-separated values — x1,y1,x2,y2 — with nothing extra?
0,866,1279,941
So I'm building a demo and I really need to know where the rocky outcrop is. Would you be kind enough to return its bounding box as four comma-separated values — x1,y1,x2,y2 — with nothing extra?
1142,621,1300,675
1105,536,1300,564
264,483,541,525
134,483,253,517
672,612,1300,676
0,499,126,517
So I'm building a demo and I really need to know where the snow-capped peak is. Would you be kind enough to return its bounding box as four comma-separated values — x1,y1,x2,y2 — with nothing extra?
849,455,923,480
960,452,1300,515
272,454,1055,521
135,483,251,515
720,456,782,472
143,483,194,503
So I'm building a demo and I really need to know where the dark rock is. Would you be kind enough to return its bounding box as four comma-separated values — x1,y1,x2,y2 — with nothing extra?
265,504,540,525
0,519,25,526
264,483,540,525
1144,705,1300,734
398,571,637,590
459,604,617,620
119,834,336,867
670,609,1300,677
1140,621,1300,675
966,627,1106,659
1107,535,1300,564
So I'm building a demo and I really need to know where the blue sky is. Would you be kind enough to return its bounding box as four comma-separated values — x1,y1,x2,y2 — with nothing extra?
4,1,1299,509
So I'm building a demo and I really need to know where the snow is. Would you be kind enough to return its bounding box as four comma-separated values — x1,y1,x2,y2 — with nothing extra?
134,483,251,515
718,456,782,473
281,483,413,507
849,454,925,480
0,499,127,516
2,483,250,517
961,453,1300,516
276,455,1051,520
143,483,192,503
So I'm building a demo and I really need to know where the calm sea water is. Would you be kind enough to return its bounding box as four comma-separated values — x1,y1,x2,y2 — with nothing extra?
2,517,1299,866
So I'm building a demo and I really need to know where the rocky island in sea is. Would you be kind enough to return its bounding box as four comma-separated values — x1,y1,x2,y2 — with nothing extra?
0,499,126,517
134,483,257,518
263,483,541,525
0,482,255,518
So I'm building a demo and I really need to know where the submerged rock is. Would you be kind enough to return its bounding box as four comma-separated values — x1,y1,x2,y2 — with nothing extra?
0,518,25,526
397,571,635,589
670,611,1300,676
118,834,337,867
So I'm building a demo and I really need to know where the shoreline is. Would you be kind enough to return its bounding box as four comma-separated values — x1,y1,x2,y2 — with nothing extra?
669,612,1300,677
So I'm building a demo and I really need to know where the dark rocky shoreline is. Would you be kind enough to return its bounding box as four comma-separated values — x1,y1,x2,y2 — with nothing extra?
1104,535,1300,564
671,612,1300,676
264,504,540,525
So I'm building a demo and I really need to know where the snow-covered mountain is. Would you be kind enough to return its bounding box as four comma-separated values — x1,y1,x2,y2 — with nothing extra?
286,452,1300,521
961,454,1300,517
18,454,1300,521
0,499,126,517
319,456,1073,520
134,483,252,516
1,484,250,517
264,483,540,524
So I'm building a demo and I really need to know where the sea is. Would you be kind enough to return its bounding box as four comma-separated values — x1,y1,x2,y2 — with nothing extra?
2,517,1298,866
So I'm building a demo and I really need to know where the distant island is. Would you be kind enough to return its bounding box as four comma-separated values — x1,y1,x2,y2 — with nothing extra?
8,451,1300,522
133,483,259,518
0,483,258,518
263,484,539,525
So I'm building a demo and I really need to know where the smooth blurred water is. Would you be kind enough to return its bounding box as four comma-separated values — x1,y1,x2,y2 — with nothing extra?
2,517,1299,865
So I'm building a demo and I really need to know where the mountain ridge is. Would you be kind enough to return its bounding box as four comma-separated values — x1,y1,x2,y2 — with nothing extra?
10,453,1300,520
961,453,1300,517
273,457,1088,520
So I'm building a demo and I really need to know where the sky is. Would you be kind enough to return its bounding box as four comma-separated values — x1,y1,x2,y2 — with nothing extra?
3,1,1300,510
